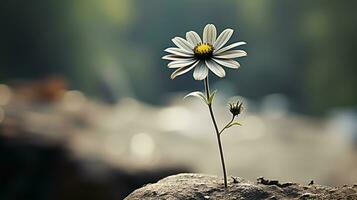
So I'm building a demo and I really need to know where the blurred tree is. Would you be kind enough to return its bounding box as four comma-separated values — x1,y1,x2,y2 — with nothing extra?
301,1,357,114
0,0,356,113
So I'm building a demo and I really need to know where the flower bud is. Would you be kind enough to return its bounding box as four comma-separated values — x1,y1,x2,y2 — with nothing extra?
229,101,243,117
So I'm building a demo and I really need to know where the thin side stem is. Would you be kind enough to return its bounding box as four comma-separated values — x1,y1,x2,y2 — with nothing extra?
219,115,235,135
204,77,228,188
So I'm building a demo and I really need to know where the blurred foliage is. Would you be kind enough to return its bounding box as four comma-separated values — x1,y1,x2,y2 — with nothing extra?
301,1,357,113
0,0,356,114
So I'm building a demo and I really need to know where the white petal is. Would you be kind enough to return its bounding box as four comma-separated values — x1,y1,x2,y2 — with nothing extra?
214,50,247,59
203,24,217,45
162,55,189,61
212,58,240,69
172,37,194,53
164,47,194,57
170,60,199,79
168,59,197,68
213,41,246,55
186,31,202,46
205,60,226,78
203,24,209,43
214,28,233,50
193,62,208,80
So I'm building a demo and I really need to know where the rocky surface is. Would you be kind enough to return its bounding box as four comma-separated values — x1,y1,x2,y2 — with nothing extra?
125,173,357,200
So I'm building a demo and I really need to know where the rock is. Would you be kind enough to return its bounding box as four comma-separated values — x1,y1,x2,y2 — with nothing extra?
125,173,357,200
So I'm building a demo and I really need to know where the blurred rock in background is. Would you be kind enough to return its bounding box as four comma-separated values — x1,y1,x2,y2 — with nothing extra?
0,82,356,199
0,83,190,200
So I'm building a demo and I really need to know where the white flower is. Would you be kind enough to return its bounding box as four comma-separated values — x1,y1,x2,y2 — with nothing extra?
162,24,247,80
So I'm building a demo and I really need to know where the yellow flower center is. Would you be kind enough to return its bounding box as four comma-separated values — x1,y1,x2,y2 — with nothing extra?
194,43,213,54
194,43,213,60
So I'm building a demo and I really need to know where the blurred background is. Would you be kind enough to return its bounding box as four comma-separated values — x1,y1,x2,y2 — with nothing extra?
1,0,357,199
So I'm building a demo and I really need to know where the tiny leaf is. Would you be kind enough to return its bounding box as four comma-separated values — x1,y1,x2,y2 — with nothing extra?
184,91,207,104
208,90,217,104
227,121,242,129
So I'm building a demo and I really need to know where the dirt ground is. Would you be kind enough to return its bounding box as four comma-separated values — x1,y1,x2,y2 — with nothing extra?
125,173,357,200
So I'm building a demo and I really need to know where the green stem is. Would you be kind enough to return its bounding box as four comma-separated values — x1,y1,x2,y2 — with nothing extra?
204,77,228,188
219,115,235,135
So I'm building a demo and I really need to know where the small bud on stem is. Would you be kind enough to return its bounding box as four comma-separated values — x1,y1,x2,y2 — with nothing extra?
229,101,244,117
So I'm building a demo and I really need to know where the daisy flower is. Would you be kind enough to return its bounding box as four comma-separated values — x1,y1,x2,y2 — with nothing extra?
162,24,247,80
